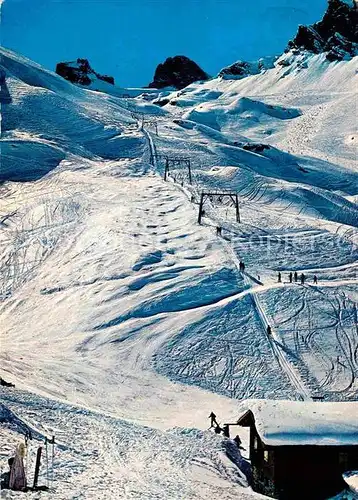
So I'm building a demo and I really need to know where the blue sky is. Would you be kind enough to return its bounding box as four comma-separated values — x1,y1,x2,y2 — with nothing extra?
1,0,328,87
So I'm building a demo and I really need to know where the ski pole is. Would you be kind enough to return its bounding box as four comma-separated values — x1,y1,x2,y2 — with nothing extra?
51,435,55,489
45,437,49,488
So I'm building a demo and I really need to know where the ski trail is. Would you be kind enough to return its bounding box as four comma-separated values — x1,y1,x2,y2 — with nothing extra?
227,242,313,401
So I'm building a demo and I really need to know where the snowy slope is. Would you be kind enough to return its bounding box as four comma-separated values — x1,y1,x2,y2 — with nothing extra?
0,47,166,180
0,45,357,499
0,46,265,499
151,52,358,403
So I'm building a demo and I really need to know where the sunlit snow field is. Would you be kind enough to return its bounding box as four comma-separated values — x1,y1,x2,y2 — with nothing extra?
0,46,357,498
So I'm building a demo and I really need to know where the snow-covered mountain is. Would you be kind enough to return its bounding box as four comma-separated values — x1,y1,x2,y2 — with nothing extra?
215,0,358,84
55,57,162,99
0,12,357,497
56,58,115,86
288,0,358,61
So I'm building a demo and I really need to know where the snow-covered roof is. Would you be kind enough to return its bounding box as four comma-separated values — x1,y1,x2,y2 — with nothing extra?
237,400,358,447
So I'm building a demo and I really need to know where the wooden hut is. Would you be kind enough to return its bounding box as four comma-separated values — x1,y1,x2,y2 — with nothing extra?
237,400,358,499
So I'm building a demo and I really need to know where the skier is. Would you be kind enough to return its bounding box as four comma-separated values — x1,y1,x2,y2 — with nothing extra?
301,273,305,285
289,272,293,283
216,226,222,236
278,272,282,283
209,412,218,428
267,325,272,335
313,275,318,284
294,271,298,283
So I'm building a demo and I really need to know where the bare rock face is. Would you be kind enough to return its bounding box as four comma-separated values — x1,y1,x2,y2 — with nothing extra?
218,56,276,80
288,0,358,60
56,58,115,86
148,55,209,90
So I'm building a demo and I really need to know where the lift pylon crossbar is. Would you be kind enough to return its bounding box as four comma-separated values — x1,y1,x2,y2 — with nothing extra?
198,191,240,224
164,157,192,184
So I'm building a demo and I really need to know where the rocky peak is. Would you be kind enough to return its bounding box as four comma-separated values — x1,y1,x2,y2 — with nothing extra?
56,58,115,86
148,56,209,90
288,0,358,60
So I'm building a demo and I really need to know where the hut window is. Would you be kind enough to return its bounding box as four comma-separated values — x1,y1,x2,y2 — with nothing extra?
264,450,269,462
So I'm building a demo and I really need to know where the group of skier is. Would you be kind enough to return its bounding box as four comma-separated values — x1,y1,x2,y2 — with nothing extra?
278,271,318,285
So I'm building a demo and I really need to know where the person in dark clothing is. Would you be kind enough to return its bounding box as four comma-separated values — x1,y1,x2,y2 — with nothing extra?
278,272,282,283
289,272,293,283
294,271,298,282
216,227,222,236
234,435,245,450
313,275,318,284
301,273,305,285
209,412,218,428
234,435,242,447
242,262,245,272
267,325,272,335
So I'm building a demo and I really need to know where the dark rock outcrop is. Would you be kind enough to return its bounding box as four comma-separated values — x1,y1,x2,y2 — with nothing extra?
218,57,276,80
56,58,115,86
148,56,209,90
241,143,271,153
219,61,252,79
288,0,358,60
